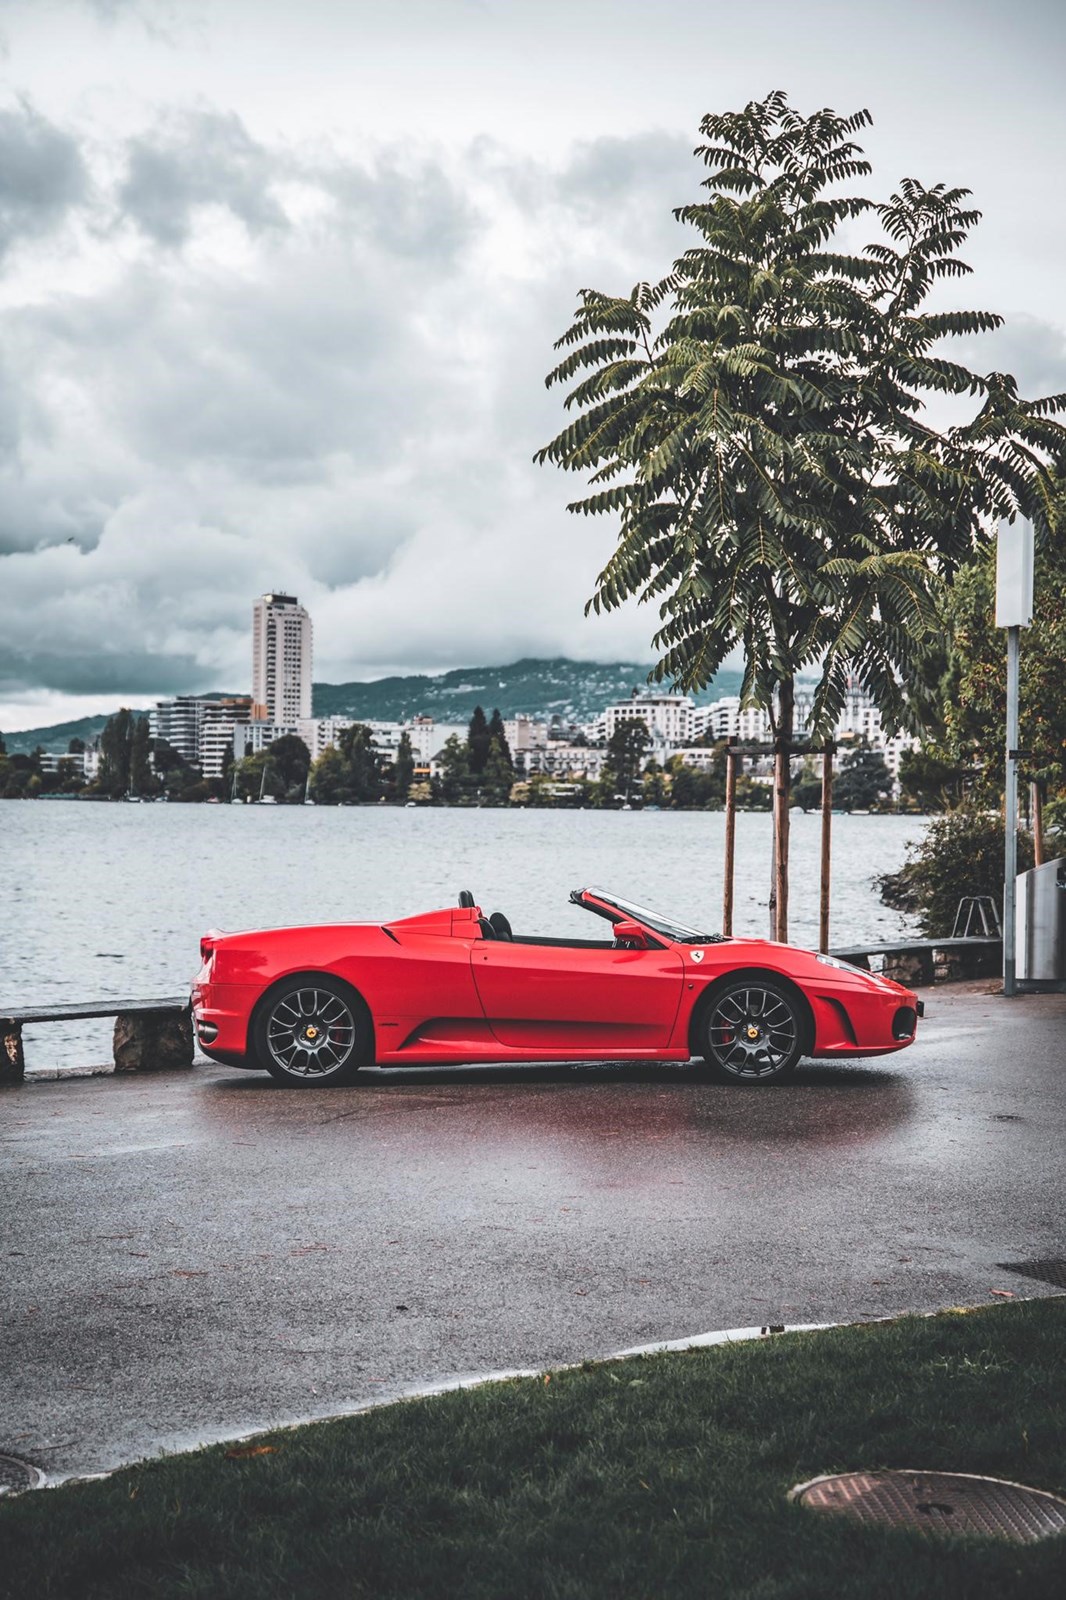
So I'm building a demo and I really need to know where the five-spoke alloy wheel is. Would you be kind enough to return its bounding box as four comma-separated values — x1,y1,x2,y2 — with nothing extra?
253,977,368,1086
700,979,804,1083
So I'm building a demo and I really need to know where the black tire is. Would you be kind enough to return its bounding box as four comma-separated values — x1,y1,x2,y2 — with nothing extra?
252,976,370,1087
696,977,804,1084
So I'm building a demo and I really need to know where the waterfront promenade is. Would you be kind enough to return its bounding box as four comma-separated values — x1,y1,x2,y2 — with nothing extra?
2,982,1063,1481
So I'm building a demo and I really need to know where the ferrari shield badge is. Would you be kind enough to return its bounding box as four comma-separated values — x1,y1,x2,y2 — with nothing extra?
691,950,705,963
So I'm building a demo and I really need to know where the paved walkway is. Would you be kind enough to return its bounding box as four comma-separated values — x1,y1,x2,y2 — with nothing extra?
2,984,1064,1479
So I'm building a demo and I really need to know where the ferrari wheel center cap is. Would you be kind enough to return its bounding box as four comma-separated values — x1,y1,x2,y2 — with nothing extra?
746,1025,760,1040
305,1026,319,1041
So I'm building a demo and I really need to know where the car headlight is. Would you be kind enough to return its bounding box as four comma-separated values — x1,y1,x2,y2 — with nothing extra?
815,953,852,970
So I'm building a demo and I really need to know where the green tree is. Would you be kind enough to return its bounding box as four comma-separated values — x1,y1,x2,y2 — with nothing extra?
130,716,154,795
602,718,650,801
937,531,1066,808
897,746,968,813
467,706,490,775
233,750,276,802
307,745,350,806
267,734,311,800
538,92,1066,939
486,709,512,768
834,745,894,812
881,808,1033,937
482,736,514,804
792,776,823,813
642,758,666,807
338,723,382,801
435,734,470,803
96,709,134,797
393,731,415,802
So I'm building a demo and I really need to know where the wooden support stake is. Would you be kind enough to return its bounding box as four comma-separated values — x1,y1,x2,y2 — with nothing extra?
772,738,790,943
819,743,834,954
1032,780,1045,866
722,741,737,937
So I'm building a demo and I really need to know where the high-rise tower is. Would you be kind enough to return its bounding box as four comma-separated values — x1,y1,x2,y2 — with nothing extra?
251,593,313,723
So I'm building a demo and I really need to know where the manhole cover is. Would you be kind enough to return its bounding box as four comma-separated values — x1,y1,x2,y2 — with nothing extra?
790,1471,1066,1543
0,1454,45,1496
998,1259,1066,1289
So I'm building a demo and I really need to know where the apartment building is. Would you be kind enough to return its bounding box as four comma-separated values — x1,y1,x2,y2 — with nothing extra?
252,593,313,723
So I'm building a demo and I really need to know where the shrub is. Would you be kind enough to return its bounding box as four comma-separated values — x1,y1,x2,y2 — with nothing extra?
880,807,1034,937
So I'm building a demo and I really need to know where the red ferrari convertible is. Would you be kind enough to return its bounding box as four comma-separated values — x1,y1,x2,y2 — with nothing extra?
191,887,921,1087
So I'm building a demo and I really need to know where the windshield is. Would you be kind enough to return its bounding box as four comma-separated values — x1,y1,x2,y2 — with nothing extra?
572,887,724,944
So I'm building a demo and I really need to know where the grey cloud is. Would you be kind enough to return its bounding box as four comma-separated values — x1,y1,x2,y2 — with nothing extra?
16,117,986,705
0,644,206,698
557,130,695,212
319,152,479,264
0,99,88,258
966,315,1066,400
119,110,288,245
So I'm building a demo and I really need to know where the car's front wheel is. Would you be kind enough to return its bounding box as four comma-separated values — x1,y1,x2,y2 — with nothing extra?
253,977,369,1086
697,978,804,1083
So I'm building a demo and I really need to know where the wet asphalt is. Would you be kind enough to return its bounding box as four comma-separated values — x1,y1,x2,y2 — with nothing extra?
2,983,1064,1480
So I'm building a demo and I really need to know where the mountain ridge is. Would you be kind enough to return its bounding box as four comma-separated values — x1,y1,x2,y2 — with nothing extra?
2,657,746,753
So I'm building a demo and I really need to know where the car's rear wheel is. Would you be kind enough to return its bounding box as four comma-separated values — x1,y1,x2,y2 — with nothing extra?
253,977,369,1086
698,978,804,1083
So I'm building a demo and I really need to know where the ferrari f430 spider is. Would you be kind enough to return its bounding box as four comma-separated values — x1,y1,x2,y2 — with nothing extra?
191,887,922,1086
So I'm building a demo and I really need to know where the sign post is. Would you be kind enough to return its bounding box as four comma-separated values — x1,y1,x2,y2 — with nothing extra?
995,519,1034,997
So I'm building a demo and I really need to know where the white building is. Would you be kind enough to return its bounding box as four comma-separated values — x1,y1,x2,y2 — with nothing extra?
198,698,253,778
521,744,607,781
294,716,437,765
37,749,88,776
150,696,215,763
503,715,548,754
252,592,313,724
233,720,299,762
149,694,253,775
603,693,696,746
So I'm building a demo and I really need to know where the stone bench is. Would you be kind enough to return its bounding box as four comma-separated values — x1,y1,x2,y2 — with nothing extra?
830,936,1002,988
1,997,192,1084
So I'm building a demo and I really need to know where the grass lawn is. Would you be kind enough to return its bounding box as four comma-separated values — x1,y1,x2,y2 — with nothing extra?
3,1299,1065,1599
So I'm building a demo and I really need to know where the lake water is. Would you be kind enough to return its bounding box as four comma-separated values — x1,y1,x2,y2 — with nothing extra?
1,803,928,1071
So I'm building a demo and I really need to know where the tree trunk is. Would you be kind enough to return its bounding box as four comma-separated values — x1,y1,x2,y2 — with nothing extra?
772,677,794,943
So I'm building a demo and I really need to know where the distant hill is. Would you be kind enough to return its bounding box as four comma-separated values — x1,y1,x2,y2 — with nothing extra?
0,695,240,757
313,658,746,725
3,659,747,752
2,711,141,757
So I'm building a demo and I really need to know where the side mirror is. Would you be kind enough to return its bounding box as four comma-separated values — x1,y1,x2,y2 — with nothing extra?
613,919,647,947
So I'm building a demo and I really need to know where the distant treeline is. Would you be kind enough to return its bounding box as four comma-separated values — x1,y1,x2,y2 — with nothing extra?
2,708,913,813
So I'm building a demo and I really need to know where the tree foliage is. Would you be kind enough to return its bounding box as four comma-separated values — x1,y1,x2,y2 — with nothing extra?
602,718,650,799
305,725,383,804
833,744,893,812
937,525,1066,805
538,92,1066,742
537,91,1066,929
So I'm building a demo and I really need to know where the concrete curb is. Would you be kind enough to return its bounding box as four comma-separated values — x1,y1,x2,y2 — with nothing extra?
27,1316,864,1491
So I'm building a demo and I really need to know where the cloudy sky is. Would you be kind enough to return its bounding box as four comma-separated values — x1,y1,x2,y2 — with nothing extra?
1,0,1064,729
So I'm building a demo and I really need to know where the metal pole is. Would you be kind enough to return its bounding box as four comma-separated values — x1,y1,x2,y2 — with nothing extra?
819,743,834,954
722,741,737,937
1004,624,1020,996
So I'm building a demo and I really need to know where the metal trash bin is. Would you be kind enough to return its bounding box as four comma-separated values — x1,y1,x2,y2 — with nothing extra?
1016,856,1066,991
